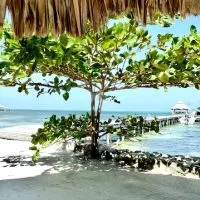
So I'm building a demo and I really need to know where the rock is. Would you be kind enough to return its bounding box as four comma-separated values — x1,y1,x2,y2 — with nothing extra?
134,150,142,154
72,145,200,178
185,155,191,159
176,156,182,161
168,161,172,167
195,166,200,175
146,157,155,170
177,162,183,168
123,155,133,165
83,144,100,159
161,159,168,166
162,154,169,158
180,165,187,172
119,161,125,166
197,168,200,178
110,148,120,155
103,151,113,161
115,155,121,162
157,160,161,167
73,143,83,153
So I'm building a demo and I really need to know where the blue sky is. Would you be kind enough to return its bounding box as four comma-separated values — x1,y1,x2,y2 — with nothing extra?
0,16,200,111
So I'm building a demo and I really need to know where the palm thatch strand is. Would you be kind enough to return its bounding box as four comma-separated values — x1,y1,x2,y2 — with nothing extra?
1,0,200,37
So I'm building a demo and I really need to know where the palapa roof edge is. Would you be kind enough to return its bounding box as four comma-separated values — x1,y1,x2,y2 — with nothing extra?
0,0,200,38
171,101,190,110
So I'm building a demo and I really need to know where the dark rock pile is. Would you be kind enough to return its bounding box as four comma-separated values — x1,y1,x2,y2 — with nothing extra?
1,144,200,179
100,149,200,178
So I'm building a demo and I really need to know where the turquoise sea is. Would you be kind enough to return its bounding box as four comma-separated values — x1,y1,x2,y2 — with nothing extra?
0,109,200,156
0,109,169,128
134,124,200,157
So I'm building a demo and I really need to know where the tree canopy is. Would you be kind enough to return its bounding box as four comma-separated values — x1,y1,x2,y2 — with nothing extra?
0,18,200,159
0,19,200,95
1,0,200,37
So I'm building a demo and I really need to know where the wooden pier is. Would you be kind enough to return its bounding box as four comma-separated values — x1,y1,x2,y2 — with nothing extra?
105,115,181,144
0,115,183,142
150,115,180,128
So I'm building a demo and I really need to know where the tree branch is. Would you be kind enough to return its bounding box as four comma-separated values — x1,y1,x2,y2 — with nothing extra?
105,82,200,92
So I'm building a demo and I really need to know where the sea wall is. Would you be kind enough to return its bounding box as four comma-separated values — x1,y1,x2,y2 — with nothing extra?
100,148,200,178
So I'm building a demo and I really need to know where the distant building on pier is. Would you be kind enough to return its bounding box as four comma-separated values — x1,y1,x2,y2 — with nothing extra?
171,101,190,115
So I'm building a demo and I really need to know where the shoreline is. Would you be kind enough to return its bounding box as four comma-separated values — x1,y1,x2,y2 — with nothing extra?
0,138,200,180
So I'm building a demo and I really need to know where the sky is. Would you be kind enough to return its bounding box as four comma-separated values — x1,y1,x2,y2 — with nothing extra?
0,16,200,112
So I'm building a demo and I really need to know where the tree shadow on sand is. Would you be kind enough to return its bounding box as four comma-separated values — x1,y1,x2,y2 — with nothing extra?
0,151,130,177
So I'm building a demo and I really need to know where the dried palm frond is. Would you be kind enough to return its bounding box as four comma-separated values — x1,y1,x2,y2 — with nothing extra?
0,0,7,29
0,0,200,38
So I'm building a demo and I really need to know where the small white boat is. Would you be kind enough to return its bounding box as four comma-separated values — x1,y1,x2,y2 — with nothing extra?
179,115,196,125
171,101,197,125
0,105,6,112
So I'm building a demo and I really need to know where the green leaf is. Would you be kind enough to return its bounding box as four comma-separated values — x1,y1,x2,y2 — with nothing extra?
190,25,197,34
18,87,23,93
91,63,102,69
60,34,69,46
63,92,69,101
136,27,144,36
158,72,169,83
120,52,129,59
154,63,169,71
158,34,173,43
29,146,38,151
0,61,9,69
32,60,37,72
102,39,116,49
54,77,59,85
114,22,124,35
34,85,40,91
0,31,2,40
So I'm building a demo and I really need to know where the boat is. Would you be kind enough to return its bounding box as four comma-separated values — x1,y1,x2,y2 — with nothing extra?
0,105,7,112
171,101,196,125
178,113,196,125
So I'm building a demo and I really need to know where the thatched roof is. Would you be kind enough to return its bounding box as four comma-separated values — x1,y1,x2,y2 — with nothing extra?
1,0,200,37
171,101,190,110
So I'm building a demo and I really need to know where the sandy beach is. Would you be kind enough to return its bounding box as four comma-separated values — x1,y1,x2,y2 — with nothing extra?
1,167,200,200
0,138,200,200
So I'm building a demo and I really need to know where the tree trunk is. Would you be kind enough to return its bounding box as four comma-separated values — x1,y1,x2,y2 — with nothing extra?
90,92,98,147
89,91,104,158
90,92,96,128
96,92,104,132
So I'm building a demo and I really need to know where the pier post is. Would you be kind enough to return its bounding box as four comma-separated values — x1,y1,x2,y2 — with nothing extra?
106,133,110,145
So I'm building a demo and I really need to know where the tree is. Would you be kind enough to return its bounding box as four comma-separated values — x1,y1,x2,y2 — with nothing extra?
0,19,200,159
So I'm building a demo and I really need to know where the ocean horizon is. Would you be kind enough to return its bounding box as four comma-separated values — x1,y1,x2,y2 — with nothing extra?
0,109,200,157
0,109,170,128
